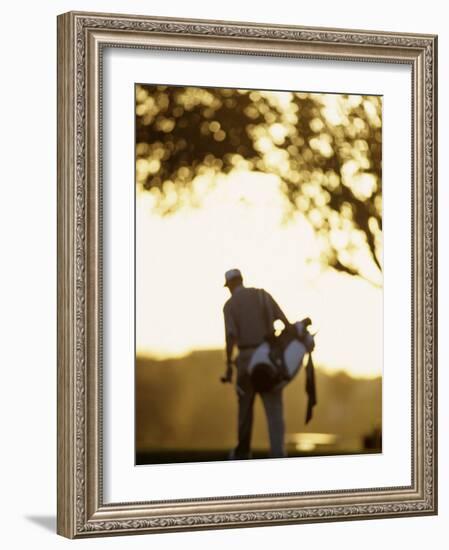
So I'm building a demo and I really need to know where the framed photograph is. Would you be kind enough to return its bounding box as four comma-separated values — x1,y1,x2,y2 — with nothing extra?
57,11,438,538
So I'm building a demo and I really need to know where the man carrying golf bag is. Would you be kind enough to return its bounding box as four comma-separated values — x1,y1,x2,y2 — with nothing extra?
222,269,316,460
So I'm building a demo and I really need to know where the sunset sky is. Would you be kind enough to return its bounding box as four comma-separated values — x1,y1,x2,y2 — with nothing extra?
136,169,382,379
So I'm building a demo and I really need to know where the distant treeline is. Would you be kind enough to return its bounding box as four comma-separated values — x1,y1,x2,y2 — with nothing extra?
136,349,382,458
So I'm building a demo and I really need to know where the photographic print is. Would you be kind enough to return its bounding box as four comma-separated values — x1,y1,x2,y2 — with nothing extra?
135,84,383,465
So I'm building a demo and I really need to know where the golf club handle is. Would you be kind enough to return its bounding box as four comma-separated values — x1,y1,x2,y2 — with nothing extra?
220,363,234,383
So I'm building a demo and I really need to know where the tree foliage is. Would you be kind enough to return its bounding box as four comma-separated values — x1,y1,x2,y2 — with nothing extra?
136,85,382,284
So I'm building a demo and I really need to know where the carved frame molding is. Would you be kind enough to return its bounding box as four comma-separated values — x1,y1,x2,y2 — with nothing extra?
57,11,437,538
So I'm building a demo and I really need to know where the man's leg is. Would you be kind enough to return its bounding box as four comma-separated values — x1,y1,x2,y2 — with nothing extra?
231,353,255,459
261,388,286,458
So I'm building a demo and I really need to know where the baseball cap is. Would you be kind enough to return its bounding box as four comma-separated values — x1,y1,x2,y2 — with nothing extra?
224,268,242,287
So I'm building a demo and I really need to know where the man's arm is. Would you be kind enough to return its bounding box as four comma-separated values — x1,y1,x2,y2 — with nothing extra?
225,332,236,365
222,303,237,383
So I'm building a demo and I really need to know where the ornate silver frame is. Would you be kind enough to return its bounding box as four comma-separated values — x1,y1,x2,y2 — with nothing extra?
57,11,438,538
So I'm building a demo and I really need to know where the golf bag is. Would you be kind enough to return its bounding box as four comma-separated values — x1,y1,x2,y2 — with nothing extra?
247,319,317,423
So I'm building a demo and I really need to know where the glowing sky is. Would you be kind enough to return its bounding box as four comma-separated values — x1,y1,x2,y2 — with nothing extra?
136,170,382,378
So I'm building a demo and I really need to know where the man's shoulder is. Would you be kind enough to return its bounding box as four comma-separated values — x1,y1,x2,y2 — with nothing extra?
223,287,257,311
238,286,267,299
259,287,274,298
244,286,260,294
250,287,270,299
237,286,261,299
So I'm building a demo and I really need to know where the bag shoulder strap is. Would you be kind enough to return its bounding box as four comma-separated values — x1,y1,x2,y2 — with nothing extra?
260,289,280,349
258,289,271,337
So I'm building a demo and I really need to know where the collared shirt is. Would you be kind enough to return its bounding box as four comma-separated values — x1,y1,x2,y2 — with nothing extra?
223,286,288,349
